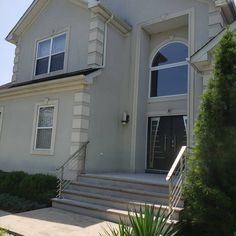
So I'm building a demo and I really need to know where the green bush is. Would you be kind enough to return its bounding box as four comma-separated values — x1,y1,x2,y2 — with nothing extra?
183,31,236,235
0,193,46,213
101,205,182,236
0,171,57,206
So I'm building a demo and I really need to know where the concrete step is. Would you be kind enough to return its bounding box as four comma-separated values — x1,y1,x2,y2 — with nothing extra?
61,189,182,220
77,174,169,194
52,198,178,225
68,181,170,205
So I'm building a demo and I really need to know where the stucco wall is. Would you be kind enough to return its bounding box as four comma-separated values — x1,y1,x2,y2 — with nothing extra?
0,91,75,174
86,25,132,173
16,0,90,84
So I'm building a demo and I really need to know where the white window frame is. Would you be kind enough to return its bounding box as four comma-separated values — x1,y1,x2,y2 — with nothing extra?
34,32,67,77
31,100,58,156
149,41,188,99
0,107,4,137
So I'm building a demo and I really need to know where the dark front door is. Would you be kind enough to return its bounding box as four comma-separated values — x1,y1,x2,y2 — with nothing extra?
147,116,187,172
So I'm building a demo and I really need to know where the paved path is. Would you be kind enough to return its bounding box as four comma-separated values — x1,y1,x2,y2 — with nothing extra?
0,208,118,236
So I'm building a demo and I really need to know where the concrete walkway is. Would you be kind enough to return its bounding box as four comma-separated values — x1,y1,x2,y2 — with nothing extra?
0,208,118,236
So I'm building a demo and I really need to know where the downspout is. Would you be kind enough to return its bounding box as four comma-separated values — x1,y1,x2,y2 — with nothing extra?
96,14,114,69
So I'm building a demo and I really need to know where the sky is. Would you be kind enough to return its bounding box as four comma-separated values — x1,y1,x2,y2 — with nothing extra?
1,1,236,85
0,0,33,85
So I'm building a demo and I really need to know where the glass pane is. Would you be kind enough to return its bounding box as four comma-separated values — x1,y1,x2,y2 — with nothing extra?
35,57,49,75
150,65,188,97
36,129,52,149
52,34,66,54
50,53,64,72
38,107,54,127
37,39,51,58
152,43,188,67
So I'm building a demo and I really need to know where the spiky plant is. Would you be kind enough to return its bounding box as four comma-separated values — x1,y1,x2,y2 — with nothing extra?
101,205,181,236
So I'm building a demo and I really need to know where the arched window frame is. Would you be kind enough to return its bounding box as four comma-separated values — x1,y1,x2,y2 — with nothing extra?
149,40,189,99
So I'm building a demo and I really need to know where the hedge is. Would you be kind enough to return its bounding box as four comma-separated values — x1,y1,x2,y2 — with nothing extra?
0,170,57,205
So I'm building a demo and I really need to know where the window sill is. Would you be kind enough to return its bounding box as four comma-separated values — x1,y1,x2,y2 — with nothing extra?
30,149,55,156
33,69,65,81
148,94,187,103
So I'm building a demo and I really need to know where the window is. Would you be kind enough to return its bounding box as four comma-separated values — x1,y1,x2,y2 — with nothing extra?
35,33,66,76
150,42,188,97
31,101,58,155
0,107,3,136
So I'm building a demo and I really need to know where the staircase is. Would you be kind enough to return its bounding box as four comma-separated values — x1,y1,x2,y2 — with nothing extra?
52,173,183,224
52,142,187,224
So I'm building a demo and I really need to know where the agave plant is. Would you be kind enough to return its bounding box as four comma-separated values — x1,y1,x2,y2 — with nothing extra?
101,205,181,236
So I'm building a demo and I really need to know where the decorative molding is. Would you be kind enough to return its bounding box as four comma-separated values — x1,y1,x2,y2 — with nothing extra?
0,75,88,101
70,92,90,156
11,45,20,82
87,14,105,67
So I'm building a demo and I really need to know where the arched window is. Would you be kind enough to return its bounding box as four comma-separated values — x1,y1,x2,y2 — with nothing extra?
150,42,188,97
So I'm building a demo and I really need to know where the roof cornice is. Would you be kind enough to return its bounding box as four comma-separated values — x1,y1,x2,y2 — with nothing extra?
6,0,50,44
88,1,132,36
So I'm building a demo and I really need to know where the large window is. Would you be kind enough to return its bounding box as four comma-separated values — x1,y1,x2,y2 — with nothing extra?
150,42,188,97
35,33,66,76
31,101,58,155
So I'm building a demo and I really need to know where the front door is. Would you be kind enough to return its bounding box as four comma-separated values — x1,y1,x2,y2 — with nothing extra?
147,116,187,172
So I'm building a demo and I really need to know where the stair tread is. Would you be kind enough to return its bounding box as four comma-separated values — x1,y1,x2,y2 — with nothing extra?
62,189,183,212
53,197,128,215
52,198,178,224
71,181,169,198
79,174,168,187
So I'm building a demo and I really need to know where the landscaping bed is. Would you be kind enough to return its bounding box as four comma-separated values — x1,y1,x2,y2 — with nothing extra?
0,171,57,213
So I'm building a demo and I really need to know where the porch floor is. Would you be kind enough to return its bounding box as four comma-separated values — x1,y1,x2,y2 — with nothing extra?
85,173,167,185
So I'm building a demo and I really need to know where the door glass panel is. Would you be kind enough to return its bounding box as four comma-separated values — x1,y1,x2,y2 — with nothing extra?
147,116,187,172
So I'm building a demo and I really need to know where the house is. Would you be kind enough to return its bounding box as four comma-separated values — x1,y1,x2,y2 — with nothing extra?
0,0,236,223
2,0,236,175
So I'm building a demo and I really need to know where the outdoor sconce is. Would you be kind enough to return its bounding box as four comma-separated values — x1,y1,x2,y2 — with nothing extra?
121,112,130,125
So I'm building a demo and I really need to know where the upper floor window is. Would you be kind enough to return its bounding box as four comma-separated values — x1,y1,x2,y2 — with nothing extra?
35,33,66,76
150,42,188,97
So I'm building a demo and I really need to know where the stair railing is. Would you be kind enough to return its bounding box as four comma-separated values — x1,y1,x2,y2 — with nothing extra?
56,141,89,198
166,146,187,219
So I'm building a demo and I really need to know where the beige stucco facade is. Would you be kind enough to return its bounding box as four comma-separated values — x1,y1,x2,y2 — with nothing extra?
0,0,235,174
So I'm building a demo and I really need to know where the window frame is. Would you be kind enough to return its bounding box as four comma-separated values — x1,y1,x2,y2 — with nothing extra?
149,41,188,99
0,107,3,137
33,31,68,78
31,100,58,156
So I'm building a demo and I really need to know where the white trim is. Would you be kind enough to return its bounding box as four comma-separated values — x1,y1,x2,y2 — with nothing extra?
0,107,4,138
148,94,187,103
31,100,58,156
148,41,189,99
32,28,70,80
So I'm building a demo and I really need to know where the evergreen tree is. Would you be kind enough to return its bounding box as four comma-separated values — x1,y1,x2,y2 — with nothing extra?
184,31,236,235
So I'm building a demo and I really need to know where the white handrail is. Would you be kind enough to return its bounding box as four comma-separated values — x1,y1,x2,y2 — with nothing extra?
166,146,187,181
166,145,187,219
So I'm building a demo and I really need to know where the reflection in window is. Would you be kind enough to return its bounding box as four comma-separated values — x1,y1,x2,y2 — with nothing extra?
35,33,66,76
150,42,188,97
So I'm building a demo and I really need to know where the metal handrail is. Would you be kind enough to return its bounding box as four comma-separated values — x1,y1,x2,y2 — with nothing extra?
166,146,187,219
56,141,89,198
57,141,89,171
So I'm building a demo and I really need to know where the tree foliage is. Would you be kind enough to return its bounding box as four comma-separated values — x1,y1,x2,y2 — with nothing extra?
183,31,236,235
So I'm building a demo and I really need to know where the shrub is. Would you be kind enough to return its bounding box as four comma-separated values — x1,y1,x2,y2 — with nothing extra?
0,171,57,206
183,31,236,235
0,193,46,213
101,205,182,236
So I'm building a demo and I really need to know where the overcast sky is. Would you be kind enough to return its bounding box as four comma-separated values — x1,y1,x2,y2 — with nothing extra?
1,1,236,85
